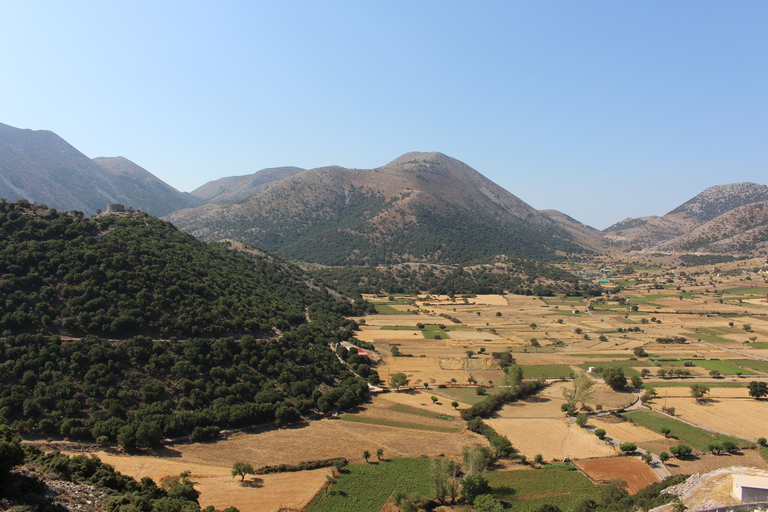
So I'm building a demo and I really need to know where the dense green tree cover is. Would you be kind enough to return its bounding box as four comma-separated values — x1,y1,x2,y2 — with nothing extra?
311,259,598,298
0,201,378,445
0,200,373,338
0,329,374,445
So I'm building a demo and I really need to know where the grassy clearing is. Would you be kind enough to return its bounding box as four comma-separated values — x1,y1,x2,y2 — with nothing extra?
621,410,742,452
435,386,501,406
698,327,733,335
390,403,456,420
487,465,600,511
519,364,574,379
338,414,462,433
374,304,406,315
306,458,432,512
748,342,768,349
730,359,768,373
686,332,733,343
723,287,768,296
692,359,758,375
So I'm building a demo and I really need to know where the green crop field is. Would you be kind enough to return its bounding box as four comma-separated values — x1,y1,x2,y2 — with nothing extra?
723,287,768,296
519,364,573,379
390,403,456,420
306,458,433,512
693,359,757,375
748,343,768,349
374,304,405,315
621,410,742,452
488,465,600,511
338,415,461,433
730,359,768,373
685,332,732,343
698,327,733,335
435,386,501,405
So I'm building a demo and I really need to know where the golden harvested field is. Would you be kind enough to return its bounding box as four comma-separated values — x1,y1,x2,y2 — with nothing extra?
590,416,667,443
656,392,768,441
486,418,618,461
92,452,329,512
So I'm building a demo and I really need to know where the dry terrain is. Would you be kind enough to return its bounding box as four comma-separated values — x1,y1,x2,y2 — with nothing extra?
574,456,659,494
653,388,768,441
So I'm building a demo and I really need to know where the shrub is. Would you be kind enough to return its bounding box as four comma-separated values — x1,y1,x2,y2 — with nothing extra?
595,429,607,440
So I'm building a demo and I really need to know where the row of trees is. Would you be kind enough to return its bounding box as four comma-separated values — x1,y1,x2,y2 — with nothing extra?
311,258,600,298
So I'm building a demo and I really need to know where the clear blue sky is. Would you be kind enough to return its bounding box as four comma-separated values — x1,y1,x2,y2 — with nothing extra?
2,1,766,229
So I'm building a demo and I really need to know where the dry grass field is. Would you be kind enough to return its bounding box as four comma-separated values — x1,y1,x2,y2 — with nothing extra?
92,452,330,512
652,388,768,441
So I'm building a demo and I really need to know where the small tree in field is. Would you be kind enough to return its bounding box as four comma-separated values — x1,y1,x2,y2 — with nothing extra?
690,383,710,402
363,450,370,463
431,396,438,405
451,401,459,410
619,443,637,455
231,462,254,482
377,448,384,461
389,372,409,390
660,427,671,438
595,429,606,440
748,381,768,399
659,451,670,462
576,413,588,427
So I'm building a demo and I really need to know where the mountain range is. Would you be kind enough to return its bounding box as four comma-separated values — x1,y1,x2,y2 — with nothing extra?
2,121,766,263
0,122,202,216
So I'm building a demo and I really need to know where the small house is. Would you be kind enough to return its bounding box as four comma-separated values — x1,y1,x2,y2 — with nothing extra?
732,474,768,503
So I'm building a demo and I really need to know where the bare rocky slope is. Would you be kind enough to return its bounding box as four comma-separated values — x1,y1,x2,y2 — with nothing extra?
190,165,304,204
165,152,599,264
603,183,768,251
0,122,201,216
654,200,768,256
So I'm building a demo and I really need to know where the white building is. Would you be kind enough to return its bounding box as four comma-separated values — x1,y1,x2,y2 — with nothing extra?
732,474,768,503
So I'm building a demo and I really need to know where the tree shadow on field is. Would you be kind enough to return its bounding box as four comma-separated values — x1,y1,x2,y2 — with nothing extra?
242,477,264,488
521,396,550,404
154,447,182,458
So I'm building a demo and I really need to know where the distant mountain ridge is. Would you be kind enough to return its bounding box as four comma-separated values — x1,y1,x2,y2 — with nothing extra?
603,182,768,252
0,122,201,216
165,151,594,265
190,166,305,204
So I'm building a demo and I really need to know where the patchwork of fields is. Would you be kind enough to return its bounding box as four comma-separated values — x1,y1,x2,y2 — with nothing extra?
53,260,768,512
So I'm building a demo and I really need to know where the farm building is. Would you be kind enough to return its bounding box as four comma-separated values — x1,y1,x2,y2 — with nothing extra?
732,474,768,503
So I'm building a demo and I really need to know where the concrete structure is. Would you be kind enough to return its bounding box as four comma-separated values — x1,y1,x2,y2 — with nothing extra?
106,203,125,213
732,475,768,503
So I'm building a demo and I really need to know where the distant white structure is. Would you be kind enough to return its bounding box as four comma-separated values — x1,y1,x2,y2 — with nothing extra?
732,474,768,503
587,367,596,373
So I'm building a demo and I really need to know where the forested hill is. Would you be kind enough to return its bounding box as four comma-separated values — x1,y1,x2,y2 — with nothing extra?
0,199,378,448
310,256,601,298
0,199,370,339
